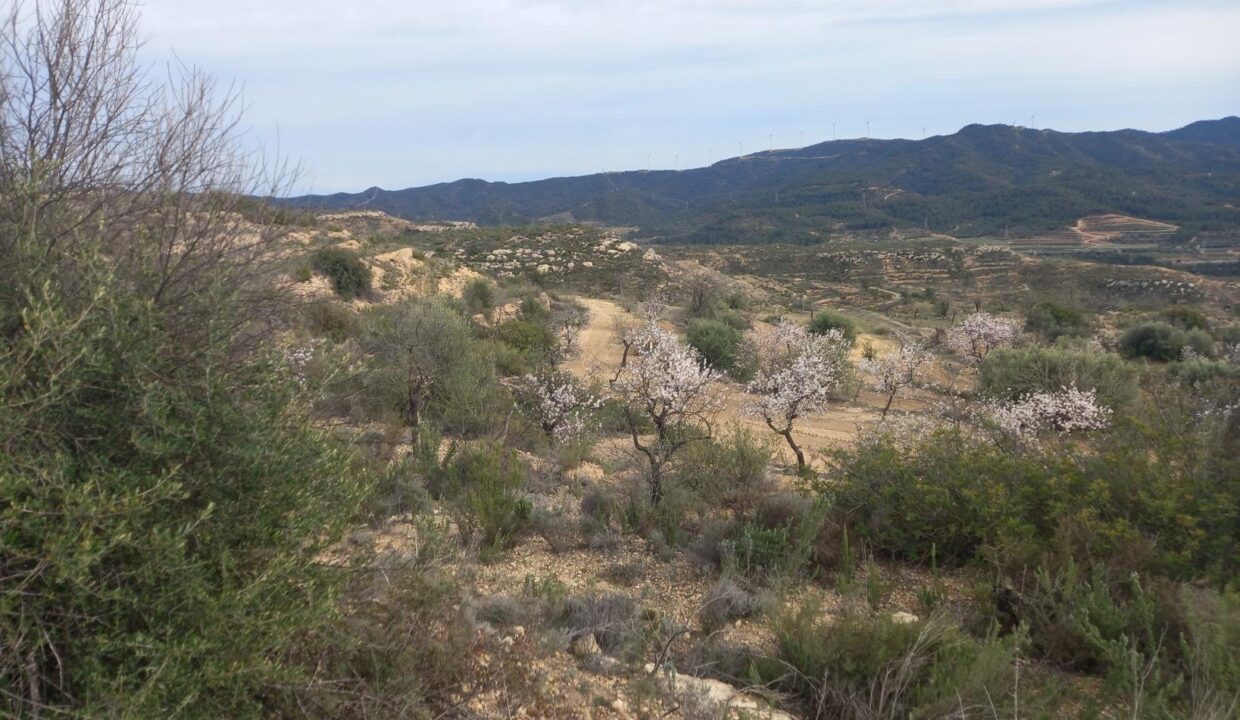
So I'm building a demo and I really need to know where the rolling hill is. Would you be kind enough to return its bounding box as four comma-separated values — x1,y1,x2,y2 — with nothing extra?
285,117,1240,244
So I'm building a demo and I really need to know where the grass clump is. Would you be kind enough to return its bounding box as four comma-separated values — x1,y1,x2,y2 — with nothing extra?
735,604,1027,719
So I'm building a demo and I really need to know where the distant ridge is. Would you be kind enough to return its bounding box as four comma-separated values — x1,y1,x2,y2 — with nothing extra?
284,118,1240,244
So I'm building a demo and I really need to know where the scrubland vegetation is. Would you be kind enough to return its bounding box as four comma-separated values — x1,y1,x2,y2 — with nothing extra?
3,2,1239,718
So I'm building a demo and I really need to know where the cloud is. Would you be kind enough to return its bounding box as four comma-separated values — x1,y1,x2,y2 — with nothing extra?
137,0,1240,192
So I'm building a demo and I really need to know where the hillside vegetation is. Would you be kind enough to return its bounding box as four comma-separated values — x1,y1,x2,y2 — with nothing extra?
5,2,1240,718
288,119,1240,244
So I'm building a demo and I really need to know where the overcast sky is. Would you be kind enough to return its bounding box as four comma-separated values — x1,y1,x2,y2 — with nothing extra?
137,0,1240,194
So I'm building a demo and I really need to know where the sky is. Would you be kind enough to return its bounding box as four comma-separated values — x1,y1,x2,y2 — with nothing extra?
136,0,1240,194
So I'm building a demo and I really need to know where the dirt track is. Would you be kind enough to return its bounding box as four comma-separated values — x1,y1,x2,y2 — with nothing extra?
563,297,934,466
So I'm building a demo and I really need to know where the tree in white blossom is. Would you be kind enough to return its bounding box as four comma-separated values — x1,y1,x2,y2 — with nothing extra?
979,385,1111,446
551,305,589,362
859,336,932,419
742,321,852,471
514,369,601,446
945,312,1020,364
610,319,722,504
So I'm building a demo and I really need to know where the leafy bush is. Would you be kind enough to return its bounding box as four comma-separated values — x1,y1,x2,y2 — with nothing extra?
494,318,556,358
463,277,496,314
1024,300,1091,341
828,419,1239,581
1161,305,1210,332
1118,321,1213,361
977,345,1138,409
809,309,858,344
674,424,773,516
313,247,372,299
428,442,531,556
986,563,1240,716
0,282,366,715
302,299,359,341
685,318,744,375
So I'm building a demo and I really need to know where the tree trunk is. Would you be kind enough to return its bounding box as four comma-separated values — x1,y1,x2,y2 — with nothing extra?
781,429,806,472
881,390,896,419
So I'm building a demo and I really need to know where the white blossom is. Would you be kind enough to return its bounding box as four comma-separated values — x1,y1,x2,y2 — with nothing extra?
980,385,1111,443
610,316,723,502
859,336,932,418
515,370,602,445
742,320,852,468
945,312,1020,364
612,323,722,420
282,340,322,387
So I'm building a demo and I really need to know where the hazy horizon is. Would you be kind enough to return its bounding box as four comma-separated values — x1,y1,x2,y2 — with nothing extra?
139,0,1240,194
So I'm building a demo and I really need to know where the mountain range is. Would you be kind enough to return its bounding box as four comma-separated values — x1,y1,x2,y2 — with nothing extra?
285,117,1240,244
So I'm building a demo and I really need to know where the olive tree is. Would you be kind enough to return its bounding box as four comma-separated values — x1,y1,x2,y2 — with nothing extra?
362,298,472,440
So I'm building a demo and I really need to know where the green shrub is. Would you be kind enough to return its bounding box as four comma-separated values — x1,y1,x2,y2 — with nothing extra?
685,319,744,375
1166,357,1240,391
0,283,366,715
1184,328,1218,358
1161,305,1210,332
1118,321,1214,361
494,318,556,357
462,277,496,314
292,260,313,282
809,309,857,344
828,419,1239,580
302,299,359,341
977,345,1138,409
737,604,1025,719
429,442,531,557
1119,321,1184,361
1025,301,1091,341
313,247,372,299
674,424,773,517
986,563,1240,716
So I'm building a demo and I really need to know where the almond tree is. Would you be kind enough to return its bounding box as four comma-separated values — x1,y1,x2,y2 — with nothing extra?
945,312,1020,364
979,385,1111,446
743,321,852,471
514,369,600,445
860,335,932,419
611,319,721,504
